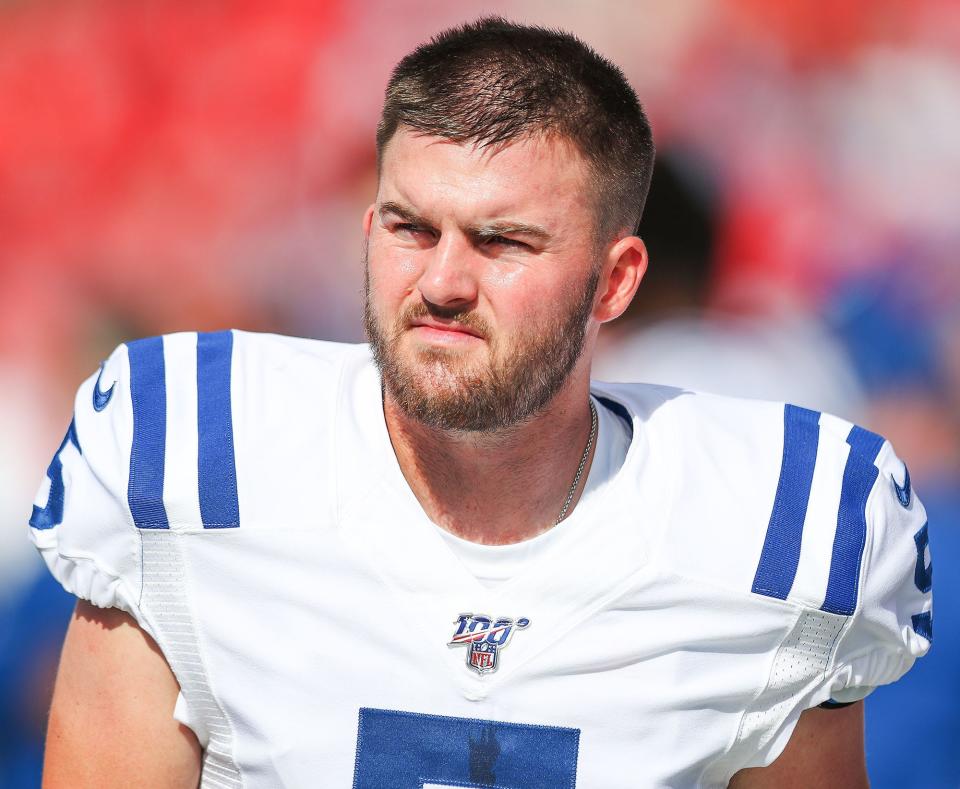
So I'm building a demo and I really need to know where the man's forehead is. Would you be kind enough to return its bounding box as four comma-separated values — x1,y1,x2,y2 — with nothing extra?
377,128,594,226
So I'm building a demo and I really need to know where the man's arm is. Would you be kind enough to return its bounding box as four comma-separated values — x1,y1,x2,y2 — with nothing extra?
43,600,202,788
728,703,868,788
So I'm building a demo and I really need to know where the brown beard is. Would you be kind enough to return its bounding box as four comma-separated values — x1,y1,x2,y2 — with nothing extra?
363,252,600,432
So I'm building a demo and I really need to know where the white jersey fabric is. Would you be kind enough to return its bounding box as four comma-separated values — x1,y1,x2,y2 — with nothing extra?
438,396,631,590
29,331,932,788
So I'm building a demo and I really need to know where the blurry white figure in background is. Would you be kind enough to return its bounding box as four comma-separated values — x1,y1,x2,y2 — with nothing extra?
594,310,865,423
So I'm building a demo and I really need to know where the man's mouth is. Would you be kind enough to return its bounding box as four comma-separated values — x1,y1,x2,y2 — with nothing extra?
408,317,485,342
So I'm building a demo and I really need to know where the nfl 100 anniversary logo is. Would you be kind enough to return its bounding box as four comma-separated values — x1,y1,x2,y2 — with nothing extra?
448,614,530,675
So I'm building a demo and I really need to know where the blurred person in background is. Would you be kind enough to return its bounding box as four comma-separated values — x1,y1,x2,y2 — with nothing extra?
593,153,866,421
830,264,960,786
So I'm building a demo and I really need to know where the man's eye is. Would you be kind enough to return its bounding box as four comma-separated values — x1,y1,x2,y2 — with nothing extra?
391,222,436,240
484,235,528,249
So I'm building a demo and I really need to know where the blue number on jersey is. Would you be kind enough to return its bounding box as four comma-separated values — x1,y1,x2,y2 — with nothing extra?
911,522,933,641
29,420,81,531
353,708,580,788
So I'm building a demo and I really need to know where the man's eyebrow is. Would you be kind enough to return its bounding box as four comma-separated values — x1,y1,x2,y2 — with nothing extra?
470,221,551,242
379,201,551,242
379,201,432,227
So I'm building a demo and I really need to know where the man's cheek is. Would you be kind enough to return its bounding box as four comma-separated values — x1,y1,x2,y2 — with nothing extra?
371,259,419,305
395,254,420,279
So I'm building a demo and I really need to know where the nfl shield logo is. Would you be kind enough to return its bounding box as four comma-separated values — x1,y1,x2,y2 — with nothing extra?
468,641,498,674
449,613,530,675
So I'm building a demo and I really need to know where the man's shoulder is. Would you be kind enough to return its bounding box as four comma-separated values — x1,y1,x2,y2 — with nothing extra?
591,379,808,460
39,331,373,533
591,379,858,468
115,330,371,410
596,381,913,615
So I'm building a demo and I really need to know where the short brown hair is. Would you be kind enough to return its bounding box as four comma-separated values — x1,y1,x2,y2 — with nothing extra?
376,16,655,242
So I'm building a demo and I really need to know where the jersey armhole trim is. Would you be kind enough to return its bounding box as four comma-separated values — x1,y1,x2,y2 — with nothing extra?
818,699,857,709
138,531,243,788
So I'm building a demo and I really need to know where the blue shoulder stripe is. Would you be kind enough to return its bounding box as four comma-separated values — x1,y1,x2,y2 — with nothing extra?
594,395,634,439
197,331,240,529
820,425,884,615
752,405,821,600
127,336,170,529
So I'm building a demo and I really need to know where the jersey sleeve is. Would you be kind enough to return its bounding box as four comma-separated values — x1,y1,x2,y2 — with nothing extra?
827,438,933,702
27,343,143,618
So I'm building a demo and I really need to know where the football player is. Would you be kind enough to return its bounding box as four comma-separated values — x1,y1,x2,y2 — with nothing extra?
32,17,931,788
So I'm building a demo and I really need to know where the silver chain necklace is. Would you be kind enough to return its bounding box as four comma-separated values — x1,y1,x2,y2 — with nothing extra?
555,399,598,525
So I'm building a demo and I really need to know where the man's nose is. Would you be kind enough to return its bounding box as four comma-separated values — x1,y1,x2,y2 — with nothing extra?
416,232,479,308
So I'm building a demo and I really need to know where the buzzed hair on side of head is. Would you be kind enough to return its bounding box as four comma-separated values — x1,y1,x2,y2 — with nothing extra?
376,16,656,243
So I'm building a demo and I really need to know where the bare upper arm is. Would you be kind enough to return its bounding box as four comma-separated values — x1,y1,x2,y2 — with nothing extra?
43,600,202,789
728,702,868,789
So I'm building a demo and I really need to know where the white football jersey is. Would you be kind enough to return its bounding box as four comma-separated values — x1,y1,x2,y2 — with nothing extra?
29,330,932,788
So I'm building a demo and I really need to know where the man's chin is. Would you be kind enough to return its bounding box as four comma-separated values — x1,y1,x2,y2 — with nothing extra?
397,342,488,378
410,364,486,399
396,394,502,433
384,361,496,428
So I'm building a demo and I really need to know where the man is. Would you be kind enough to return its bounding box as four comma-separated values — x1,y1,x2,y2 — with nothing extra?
30,17,931,788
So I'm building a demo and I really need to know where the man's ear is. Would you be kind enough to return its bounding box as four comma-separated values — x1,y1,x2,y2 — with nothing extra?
594,235,648,323
362,204,376,237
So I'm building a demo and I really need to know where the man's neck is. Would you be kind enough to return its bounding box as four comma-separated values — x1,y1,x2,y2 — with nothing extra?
383,379,597,546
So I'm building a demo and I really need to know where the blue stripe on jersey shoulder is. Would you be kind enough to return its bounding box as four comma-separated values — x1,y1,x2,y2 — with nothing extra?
752,404,821,601
820,425,885,615
127,336,170,529
594,395,634,439
197,330,240,529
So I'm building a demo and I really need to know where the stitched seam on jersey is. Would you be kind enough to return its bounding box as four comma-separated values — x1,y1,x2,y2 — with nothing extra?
718,605,804,773
139,531,244,788
629,400,680,568
587,381,680,565
178,531,244,788
712,608,846,785
482,565,658,693
138,527,144,608
138,521,241,534
352,708,364,789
